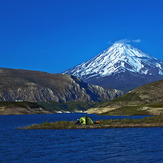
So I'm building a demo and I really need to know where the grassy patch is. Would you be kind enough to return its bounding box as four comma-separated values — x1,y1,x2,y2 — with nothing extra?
146,103,163,108
100,103,163,116
24,120,76,129
22,116,163,129
100,115,163,125
96,92,143,108
101,105,150,116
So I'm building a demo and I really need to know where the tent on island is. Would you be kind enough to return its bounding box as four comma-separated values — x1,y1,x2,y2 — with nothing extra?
78,116,94,125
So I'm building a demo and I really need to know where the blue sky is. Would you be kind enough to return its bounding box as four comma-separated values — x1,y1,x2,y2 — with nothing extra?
0,0,163,73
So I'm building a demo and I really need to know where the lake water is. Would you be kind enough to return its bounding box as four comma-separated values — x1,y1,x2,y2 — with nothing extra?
0,113,163,162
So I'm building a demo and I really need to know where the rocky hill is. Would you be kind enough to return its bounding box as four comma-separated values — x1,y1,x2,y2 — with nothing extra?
86,80,163,115
0,68,123,103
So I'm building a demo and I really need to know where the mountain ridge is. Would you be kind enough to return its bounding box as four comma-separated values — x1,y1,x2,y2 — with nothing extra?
0,67,123,103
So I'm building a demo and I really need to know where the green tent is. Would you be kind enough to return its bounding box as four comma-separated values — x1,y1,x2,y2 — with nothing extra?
79,116,94,125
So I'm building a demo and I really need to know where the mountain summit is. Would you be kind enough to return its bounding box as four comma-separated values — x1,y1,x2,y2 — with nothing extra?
64,43,163,92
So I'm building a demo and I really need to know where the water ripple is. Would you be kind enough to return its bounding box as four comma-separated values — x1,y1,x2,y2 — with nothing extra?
0,114,163,162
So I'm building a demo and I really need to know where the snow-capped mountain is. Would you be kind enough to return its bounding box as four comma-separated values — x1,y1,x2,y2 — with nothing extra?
64,43,163,92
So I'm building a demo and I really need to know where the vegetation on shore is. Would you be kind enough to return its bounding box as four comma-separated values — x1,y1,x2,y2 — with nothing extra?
0,101,42,109
22,115,163,129
0,101,99,115
39,101,98,112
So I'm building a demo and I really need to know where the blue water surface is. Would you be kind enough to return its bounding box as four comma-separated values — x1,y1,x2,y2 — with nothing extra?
0,113,163,163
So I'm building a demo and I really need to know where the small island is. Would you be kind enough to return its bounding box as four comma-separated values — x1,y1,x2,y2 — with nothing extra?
21,115,163,129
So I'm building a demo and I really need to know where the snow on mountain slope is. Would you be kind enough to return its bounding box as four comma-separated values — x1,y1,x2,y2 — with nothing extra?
64,43,163,79
63,42,163,92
